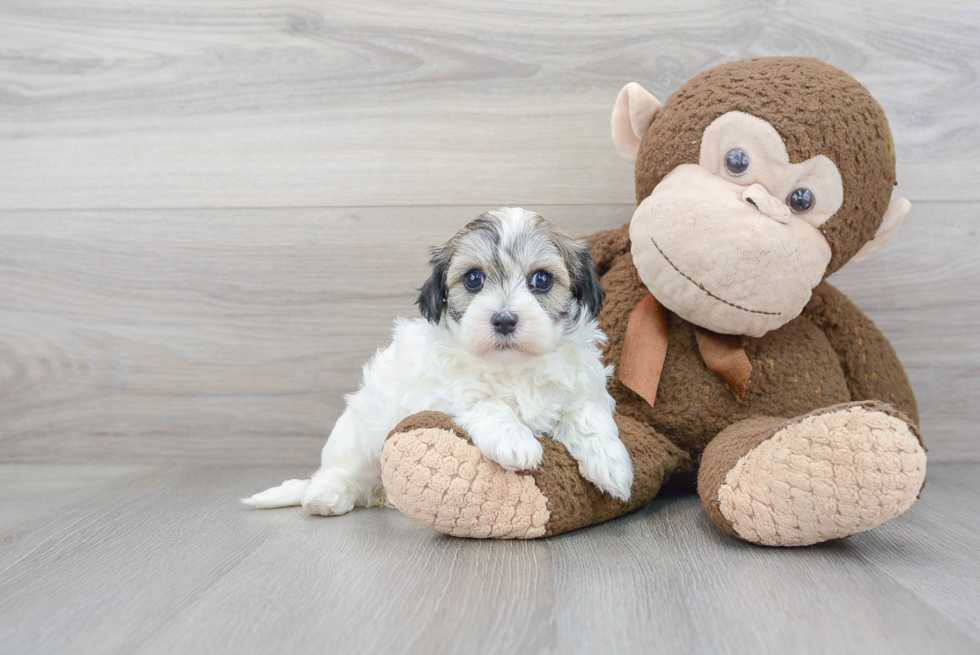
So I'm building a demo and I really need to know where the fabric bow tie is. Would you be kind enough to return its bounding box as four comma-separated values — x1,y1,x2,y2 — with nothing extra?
617,293,752,407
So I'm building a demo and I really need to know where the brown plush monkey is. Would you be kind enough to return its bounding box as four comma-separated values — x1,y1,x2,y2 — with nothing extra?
379,57,927,546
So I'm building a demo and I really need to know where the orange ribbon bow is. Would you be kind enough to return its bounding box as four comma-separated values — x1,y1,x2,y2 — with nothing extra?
617,293,752,407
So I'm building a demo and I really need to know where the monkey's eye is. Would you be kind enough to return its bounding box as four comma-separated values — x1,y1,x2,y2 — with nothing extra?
787,188,815,213
463,270,485,292
529,271,552,292
724,148,750,177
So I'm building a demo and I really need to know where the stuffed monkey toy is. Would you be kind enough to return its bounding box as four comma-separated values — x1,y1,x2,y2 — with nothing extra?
379,57,927,546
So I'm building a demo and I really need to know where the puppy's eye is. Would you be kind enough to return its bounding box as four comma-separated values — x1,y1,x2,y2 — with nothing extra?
725,148,750,177
529,270,552,292
787,187,815,213
463,269,485,292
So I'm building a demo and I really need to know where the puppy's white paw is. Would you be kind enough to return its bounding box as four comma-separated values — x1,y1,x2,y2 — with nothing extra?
302,471,356,517
577,438,634,501
473,423,543,472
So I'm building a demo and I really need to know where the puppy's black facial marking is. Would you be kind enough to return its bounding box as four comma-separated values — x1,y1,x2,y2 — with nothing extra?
466,215,503,246
416,244,452,324
421,212,508,326
568,243,605,320
549,228,605,321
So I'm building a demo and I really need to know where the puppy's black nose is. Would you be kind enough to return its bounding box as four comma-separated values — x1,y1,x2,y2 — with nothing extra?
492,311,518,335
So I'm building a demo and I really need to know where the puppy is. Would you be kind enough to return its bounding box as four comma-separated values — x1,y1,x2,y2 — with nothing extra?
244,208,633,516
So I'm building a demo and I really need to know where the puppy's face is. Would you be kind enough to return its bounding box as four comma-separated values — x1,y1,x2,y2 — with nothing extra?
417,208,604,364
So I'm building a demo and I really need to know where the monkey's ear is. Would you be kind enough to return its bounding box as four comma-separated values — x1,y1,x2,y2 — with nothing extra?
850,198,911,264
611,82,662,164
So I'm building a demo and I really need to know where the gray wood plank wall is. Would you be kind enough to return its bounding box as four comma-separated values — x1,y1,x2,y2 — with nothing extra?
1,0,978,464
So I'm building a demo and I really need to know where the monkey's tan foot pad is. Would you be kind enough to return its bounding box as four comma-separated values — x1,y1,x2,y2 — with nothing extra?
710,403,926,547
381,423,550,539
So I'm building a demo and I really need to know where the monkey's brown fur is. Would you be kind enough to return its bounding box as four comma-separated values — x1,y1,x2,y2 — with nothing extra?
382,57,925,542
591,222,919,455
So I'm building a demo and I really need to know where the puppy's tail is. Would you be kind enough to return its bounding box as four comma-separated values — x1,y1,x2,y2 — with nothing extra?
241,479,309,509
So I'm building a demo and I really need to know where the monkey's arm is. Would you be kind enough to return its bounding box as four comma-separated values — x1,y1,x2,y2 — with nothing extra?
802,281,919,425
585,223,630,276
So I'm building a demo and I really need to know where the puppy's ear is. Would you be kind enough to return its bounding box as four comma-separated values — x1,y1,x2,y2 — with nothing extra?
566,240,605,320
416,244,451,324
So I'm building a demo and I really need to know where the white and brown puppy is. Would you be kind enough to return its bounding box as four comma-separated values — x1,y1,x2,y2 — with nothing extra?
244,207,632,516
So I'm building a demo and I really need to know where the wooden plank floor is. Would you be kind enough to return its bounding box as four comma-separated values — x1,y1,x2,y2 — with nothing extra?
0,462,978,655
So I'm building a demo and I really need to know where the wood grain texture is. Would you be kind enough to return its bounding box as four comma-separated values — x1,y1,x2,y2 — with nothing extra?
0,0,978,209
2,203,977,464
829,201,980,461
0,462,978,654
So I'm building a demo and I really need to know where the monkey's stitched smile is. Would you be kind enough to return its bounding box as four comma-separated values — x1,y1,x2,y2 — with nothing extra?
648,237,780,317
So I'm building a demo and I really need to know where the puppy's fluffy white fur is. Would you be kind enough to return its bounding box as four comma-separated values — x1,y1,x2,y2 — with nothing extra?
244,208,633,516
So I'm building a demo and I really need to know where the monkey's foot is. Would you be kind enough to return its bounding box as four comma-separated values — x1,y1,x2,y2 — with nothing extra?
381,412,550,539
381,411,691,539
699,401,927,547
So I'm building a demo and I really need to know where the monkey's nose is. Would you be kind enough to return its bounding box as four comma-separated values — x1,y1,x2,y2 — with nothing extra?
492,311,518,335
742,183,791,224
